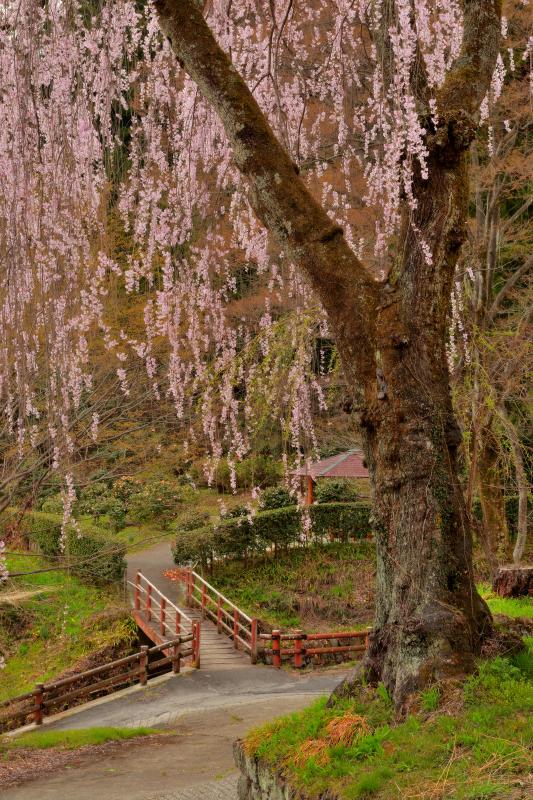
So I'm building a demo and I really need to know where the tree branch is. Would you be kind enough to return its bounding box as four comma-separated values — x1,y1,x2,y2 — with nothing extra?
487,255,533,324
153,0,378,388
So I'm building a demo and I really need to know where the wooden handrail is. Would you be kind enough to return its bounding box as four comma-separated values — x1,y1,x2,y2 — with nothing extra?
172,568,258,662
187,571,252,623
0,632,198,732
262,629,371,669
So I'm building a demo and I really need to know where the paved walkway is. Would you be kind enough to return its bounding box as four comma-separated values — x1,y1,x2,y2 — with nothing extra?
3,688,343,799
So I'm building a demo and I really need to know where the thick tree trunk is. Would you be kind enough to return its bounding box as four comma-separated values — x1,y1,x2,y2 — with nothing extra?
478,430,510,565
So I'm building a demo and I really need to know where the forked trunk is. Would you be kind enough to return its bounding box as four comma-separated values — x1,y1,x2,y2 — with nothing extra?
153,0,501,710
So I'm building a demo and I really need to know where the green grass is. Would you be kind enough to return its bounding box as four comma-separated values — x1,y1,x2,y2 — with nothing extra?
244,641,533,799
479,584,533,619
0,554,135,702
212,541,375,629
1,726,161,751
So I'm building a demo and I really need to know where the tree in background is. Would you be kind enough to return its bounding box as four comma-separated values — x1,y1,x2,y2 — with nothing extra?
450,4,532,569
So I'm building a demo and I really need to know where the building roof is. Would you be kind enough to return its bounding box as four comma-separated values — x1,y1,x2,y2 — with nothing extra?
295,449,369,479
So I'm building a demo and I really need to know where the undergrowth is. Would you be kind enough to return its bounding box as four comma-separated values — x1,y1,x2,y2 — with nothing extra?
0,554,135,702
244,639,533,799
212,541,375,629
479,584,533,619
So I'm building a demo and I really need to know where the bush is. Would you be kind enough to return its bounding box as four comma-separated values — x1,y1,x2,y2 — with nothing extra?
259,485,292,510
310,503,371,542
79,482,111,522
221,504,249,520
111,476,143,502
19,511,126,584
192,456,283,491
176,510,211,532
315,479,359,504
106,499,127,533
128,480,187,528
172,502,370,567
40,494,65,515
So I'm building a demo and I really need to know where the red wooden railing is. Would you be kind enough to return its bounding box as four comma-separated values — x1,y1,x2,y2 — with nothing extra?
0,633,197,732
131,572,201,666
169,568,259,663
260,629,370,669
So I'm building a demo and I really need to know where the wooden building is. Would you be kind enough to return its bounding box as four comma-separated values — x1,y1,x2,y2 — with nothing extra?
295,449,369,504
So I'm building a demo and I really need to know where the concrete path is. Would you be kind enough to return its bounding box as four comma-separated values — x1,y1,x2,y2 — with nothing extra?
4,677,346,799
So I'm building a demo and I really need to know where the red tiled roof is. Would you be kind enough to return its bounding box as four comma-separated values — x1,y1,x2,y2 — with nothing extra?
295,449,369,479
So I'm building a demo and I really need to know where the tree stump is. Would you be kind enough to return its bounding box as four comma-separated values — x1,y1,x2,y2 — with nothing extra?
492,565,533,597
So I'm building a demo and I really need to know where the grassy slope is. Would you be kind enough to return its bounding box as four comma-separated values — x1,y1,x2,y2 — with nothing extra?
245,635,533,799
211,545,532,630
212,541,375,629
0,554,135,702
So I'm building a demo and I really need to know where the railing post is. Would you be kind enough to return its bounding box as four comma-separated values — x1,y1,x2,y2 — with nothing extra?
139,645,149,686
135,572,141,611
250,618,258,664
172,642,181,674
193,621,201,668
175,610,181,636
294,631,304,669
160,596,166,637
272,630,281,669
202,583,207,617
233,609,238,649
33,683,44,725
146,584,152,621
187,570,194,607
217,596,222,633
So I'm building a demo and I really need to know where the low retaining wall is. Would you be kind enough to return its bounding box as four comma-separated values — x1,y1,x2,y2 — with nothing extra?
234,741,297,800
234,741,337,800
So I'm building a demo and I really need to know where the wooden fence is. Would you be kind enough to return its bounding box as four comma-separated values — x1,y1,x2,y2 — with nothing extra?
260,629,370,668
0,631,198,732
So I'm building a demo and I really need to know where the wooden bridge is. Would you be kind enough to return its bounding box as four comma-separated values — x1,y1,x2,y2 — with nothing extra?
0,568,369,732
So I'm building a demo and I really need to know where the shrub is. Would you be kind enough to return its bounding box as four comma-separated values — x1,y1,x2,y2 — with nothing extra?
40,494,65,515
176,510,211,532
106,499,127,533
111,475,143,502
79,482,111,522
315,479,359,504
19,511,125,584
172,502,370,566
192,456,283,491
221,504,249,520
259,485,292,510
310,503,371,541
128,480,186,528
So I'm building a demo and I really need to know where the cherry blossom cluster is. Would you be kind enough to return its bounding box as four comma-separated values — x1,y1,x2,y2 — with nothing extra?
0,1,502,492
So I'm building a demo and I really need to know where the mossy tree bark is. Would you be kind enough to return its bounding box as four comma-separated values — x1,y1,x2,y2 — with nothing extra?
153,0,501,707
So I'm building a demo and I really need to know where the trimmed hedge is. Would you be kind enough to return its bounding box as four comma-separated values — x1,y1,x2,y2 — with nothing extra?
15,511,126,584
172,502,371,568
